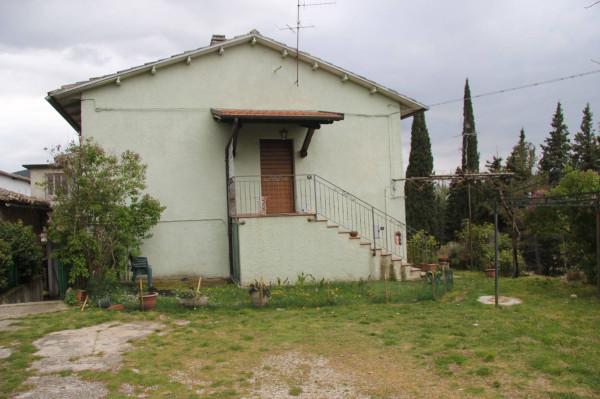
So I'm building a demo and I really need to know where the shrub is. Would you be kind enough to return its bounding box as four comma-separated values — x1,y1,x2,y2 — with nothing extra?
451,220,523,276
407,230,438,265
0,240,13,292
0,221,43,290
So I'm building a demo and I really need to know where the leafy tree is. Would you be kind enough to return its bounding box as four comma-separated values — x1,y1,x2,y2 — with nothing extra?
571,104,599,172
462,79,479,172
540,102,571,185
551,169,600,283
0,221,43,287
405,112,436,234
49,140,165,284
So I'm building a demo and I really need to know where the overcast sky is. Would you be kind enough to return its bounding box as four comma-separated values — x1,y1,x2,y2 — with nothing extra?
0,0,598,174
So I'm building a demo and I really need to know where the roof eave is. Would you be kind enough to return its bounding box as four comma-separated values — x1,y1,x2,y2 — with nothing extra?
47,31,428,118
46,95,81,134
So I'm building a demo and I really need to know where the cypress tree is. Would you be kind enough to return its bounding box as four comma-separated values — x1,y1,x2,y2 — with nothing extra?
571,103,598,172
506,128,536,180
540,102,571,185
445,79,482,240
405,112,436,234
462,79,480,172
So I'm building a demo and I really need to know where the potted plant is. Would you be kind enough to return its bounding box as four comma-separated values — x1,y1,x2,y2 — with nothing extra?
75,289,87,303
485,268,496,278
349,231,359,238
248,280,271,307
140,289,159,311
175,288,208,309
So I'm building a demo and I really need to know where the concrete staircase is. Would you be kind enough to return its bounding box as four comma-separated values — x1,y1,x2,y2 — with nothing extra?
310,216,422,282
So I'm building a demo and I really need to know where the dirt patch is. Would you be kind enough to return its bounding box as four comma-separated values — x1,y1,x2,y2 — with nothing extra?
244,351,369,399
14,375,108,399
30,321,163,373
477,295,522,306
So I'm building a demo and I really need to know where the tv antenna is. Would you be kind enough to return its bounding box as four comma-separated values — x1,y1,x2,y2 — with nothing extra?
280,0,336,86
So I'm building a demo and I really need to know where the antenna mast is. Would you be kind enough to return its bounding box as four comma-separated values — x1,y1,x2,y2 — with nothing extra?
281,0,335,86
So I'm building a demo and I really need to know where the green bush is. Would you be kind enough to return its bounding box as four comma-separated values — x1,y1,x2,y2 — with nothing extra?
0,221,43,290
0,240,13,292
407,230,438,265
451,220,523,276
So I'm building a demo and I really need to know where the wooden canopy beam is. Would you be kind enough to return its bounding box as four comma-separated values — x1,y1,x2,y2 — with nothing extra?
300,126,319,158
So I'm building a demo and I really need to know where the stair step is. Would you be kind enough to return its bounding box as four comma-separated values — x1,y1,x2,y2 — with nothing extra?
326,224,339,228
360,241,371,246
349,236,361,240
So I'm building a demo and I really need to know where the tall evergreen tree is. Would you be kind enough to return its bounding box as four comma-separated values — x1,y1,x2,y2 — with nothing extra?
540,102,571,185
445,79,483,240
571,103,599,172
506,128,536,180
461,79,480,172
405,112,436,234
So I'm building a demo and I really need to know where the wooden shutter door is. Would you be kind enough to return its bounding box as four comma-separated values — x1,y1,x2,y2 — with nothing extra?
260,140,294,214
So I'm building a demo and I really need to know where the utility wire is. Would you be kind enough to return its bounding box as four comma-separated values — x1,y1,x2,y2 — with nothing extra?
427,69,600,108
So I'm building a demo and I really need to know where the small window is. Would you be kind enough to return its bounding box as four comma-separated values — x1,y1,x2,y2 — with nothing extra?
46,173,66,197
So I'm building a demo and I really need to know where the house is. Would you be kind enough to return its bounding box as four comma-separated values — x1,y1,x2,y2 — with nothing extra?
22,164,65,203
45,30,427,284
0,170,31,196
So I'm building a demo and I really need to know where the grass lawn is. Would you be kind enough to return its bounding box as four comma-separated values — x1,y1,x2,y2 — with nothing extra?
1,272,599,398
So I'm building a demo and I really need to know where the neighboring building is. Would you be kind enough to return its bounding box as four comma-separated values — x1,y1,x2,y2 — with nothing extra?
0,170,31,196
23,164,64,202
45,30,427,284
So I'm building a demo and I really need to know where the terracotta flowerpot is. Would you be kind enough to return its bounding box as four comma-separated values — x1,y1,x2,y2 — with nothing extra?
107,304,125,311
140,292,159,311
349,231,359,238
485,268,496,278
76,290,87,303
419,263,437,272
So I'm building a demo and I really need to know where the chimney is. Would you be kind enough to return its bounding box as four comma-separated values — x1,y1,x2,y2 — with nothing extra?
210,34,226,46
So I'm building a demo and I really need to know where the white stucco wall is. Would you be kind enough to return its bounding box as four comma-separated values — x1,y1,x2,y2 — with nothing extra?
80,42,408,278
238,216,376,284
0,174,30,196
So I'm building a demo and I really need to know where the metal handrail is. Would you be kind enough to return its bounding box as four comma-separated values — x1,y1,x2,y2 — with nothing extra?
228,174,423,258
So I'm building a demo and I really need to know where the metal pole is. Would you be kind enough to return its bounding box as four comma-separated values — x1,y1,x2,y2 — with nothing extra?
494,200,500,308
596,201,600,298
372,206,377,256
313,175,318,216
468,182,473,270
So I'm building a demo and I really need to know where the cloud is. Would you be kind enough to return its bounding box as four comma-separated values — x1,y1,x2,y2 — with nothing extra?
0,0,599,173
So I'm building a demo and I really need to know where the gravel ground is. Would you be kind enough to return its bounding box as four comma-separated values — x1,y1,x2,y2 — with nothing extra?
244,351,370,399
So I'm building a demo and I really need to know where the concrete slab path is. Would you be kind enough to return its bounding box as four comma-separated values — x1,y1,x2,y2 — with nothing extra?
0,301,68,320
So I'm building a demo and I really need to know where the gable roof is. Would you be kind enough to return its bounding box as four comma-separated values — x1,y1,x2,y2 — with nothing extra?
47,30,427,133
0,170,30,183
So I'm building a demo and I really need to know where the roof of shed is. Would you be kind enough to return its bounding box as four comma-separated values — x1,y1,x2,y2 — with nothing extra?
46,30,427,133
0,188,50,209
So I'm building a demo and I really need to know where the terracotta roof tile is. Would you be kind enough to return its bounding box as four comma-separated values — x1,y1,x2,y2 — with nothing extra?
211,108,344,121
0,188,50,208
